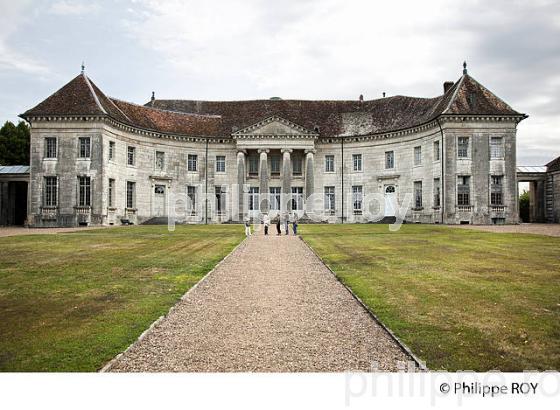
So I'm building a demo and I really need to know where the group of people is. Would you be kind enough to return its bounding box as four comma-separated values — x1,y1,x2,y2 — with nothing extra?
244,214,298,236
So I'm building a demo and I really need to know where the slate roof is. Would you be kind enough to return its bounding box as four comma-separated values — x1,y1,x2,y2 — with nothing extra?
517,166,546,174
21,71,525,138
0,165,30,174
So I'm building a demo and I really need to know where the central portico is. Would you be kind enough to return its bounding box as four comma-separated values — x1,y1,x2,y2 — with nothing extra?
232,116,318,219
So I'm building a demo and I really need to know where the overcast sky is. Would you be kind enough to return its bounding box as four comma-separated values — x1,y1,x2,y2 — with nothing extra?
0,0,558,165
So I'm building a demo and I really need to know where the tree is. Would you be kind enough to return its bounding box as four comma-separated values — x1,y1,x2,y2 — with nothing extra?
0,120,30,165
519,190,530,223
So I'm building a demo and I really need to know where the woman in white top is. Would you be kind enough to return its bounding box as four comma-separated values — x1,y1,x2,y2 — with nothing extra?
263,214,270,235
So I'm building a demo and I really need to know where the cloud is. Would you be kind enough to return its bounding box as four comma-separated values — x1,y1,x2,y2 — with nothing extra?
49,1,100,16
0,0,557,164
120,0,560,164
121,0,461,98
0,1,49,74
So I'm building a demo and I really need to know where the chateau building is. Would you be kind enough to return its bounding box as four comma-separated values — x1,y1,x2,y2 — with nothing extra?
20,64,526,226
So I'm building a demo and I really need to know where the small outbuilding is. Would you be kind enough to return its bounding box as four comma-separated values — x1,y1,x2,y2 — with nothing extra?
546,156,560,223
0,165,30,226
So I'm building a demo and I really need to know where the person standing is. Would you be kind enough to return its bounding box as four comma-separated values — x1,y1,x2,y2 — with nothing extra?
244,219,251,236
263,214,270,235
285,213,290,235
292,215,298,235
276,216,281,235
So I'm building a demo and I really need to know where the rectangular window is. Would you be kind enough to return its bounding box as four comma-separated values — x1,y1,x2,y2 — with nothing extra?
270,155,280,175
433,178,441,208
414,181,423,209
458,137,469,158
270,187,281,210
352,154,362,172
216,155,226,173
457,176,471,205
292,157,303,176
248,154,259,176
79,137,91,158
291,187,303,210
490,175,504,205
44,176,57,207
433,140,440,161
127,146,135,166
215,186,225,215
414,146,422,166
325,155,335,172
352,185,363,212
155,151,165,170
126,181,135,209
109,141,115,161
385,151,394,169
490,137,504,159
187,154,198,172
324,186,335,212
78,176,91,207
108,178,115,208
187,185,197,214
248,187,259,211
45,137,57,159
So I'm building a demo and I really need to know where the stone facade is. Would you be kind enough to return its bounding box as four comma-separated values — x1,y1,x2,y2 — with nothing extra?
546,157,560,223
21,66,526,226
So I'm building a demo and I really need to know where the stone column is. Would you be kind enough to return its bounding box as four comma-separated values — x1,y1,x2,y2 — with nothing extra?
236,150,246,221
305,149,315,200
281,149,292,214
259,149,269,213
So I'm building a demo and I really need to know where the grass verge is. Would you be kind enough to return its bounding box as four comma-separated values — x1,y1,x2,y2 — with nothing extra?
0,225,244,371
300,224,560,371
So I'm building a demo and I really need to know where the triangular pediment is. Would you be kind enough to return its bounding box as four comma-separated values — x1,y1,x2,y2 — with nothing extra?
232,116,318,137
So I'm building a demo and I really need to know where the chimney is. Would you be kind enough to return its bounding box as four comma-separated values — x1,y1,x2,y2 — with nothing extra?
443,81,454,93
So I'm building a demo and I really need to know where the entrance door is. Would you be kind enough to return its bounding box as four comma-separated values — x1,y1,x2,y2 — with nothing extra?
384,185,396,217
154,185,167,216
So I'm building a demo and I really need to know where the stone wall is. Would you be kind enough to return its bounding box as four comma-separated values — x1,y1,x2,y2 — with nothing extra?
550,170,560,223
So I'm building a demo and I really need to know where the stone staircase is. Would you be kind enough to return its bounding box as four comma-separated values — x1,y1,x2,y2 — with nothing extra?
141,217,169,225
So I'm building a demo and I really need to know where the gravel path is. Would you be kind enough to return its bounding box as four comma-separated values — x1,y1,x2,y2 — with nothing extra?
0,226,108,237
105,233,411,372
453,223,560,237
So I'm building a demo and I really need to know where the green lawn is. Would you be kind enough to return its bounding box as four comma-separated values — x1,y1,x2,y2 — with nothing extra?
0,225,244,371
300,224,560,371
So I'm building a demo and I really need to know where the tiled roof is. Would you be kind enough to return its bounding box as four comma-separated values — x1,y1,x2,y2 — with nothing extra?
21,72,525,138
443,75,520,116
151,96,446,137
111,99,222,137
22,74,106,117
0,165,30,174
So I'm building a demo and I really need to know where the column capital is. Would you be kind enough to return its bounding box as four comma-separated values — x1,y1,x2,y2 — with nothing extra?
281,148,293,154
237,149,247,155
258,148,270,154
304,148,316,155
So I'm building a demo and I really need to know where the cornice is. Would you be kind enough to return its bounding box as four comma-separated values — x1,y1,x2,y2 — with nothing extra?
23,113,524,146
23,115,234,144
